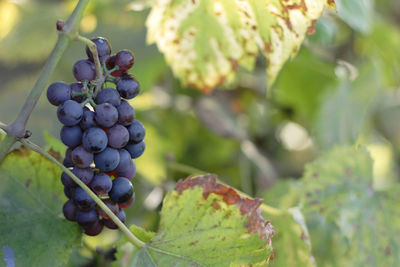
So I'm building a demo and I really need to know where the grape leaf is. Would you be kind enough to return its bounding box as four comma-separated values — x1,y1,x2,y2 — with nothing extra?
0,147,81,267
118,174,274,266
300,146,400,266
146,0,336,92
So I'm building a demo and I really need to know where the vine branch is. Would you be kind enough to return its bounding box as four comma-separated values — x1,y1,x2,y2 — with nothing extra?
20,138,145,249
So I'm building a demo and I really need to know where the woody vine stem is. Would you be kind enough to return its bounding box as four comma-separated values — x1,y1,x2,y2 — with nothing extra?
0,0,144,249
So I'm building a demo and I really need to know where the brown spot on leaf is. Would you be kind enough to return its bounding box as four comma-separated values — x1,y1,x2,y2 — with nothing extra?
25,178,32,188
385,246,391,256
48,148,62,163
189,240,199,246
175,175,274,244
307,20,317,35
211,199,221,210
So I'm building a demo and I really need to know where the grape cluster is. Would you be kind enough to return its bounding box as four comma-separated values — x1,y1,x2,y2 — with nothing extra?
47,37,145,236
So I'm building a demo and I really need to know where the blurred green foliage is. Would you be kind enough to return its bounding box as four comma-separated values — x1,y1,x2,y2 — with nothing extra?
1,0,400,266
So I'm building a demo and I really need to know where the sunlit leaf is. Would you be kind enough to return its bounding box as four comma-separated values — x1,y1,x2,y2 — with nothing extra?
146,0,336,92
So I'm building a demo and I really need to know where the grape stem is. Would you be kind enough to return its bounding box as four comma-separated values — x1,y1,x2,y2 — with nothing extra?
0,0,90,163
76,35,105,98
20,138,146,249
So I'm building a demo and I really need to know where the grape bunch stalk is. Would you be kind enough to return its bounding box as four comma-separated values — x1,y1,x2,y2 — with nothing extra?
46,37,145,236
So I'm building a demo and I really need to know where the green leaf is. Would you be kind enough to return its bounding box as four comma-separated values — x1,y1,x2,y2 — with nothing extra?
146,0,335,91
335,0,374,33
0,147,81,267
119,175,274,266
300,146,400,266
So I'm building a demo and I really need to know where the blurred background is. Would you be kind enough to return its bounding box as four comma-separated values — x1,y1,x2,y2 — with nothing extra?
1,0,400,265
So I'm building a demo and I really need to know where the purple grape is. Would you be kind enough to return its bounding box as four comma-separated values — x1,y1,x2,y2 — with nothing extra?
90,173,112,195
125,141,145,159
97,199,119,219
84,221,104,236
71,146,93,168
118,195,135,209
64,186,75,199
73,59,96,81
47,81,71,106
115,50,134,71
82,127,108,153
61,172,77,188
57,100,83,126
95,88,121,106
107,124,129,148
109,177,133,203
117,100,135,126
94,147,120,172
117,160,136,180
73,187,96,211
115,149,132,172
70,82,85,103
64,148,73,167
86,37,112,63
95,103,118,127
72,167,94,185
76,208,99,226
80,107,97,130
127,120,145,143
102,209,126,230
116,74,139,99
63,200,77,221
60,126,82,148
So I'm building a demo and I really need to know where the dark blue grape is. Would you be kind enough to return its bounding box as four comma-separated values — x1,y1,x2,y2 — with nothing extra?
73,187,96,211
97,199,119,219
60,126,82,147
64,148,73,167
72,167,94,185
82,127,108,153
102,209,126,229
115,149,131,172
80,107,97,130
118,195,135,209
61,172,77,187
83,221,103,236
63,200,77,221
107,124,129,148
95,103,118,127
125,141,145,159
47,81,71,106
109,177,133,203
64,186,75,199
70,82,84,103
117,160,136,180
127,120,145,143
76,208,99,226
90,173,112,195
116,74,139,99
86,37,112,63
73,59,96,81
95,88,121,106
57,100,83,126
71,146,93,168
117,100,135,126
94,147,120,172
115,50,134,71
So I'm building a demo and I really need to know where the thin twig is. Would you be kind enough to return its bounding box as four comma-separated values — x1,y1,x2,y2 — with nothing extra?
20,139,145,249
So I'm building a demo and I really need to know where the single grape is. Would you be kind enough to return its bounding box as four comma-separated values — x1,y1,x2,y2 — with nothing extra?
63,200,77,221
117,160,136,180
72,167,94,185
73,187,96,211
118,195,135,209
46,81,71,106
95,103,118,127
61,172,77,187
80,107,97,130
117,100,135,126
57,100,83,126
64,186,75,199
83,221,104,236
95,88,121,106
73,59,96,81
82,127,108,153
109,177,133,203
115,50,134,71
125,141,145,159
115,149,132,172
97,199,119,219
127,120,145,143
71,146,93,168
116,74,139,99
102,209,126,230
90,173,112,195
60,126,82,147
86,37,112,63
64,148,73,167
107,124,129,148
94,147,120,172
76,208,99,227
70,82,84,103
